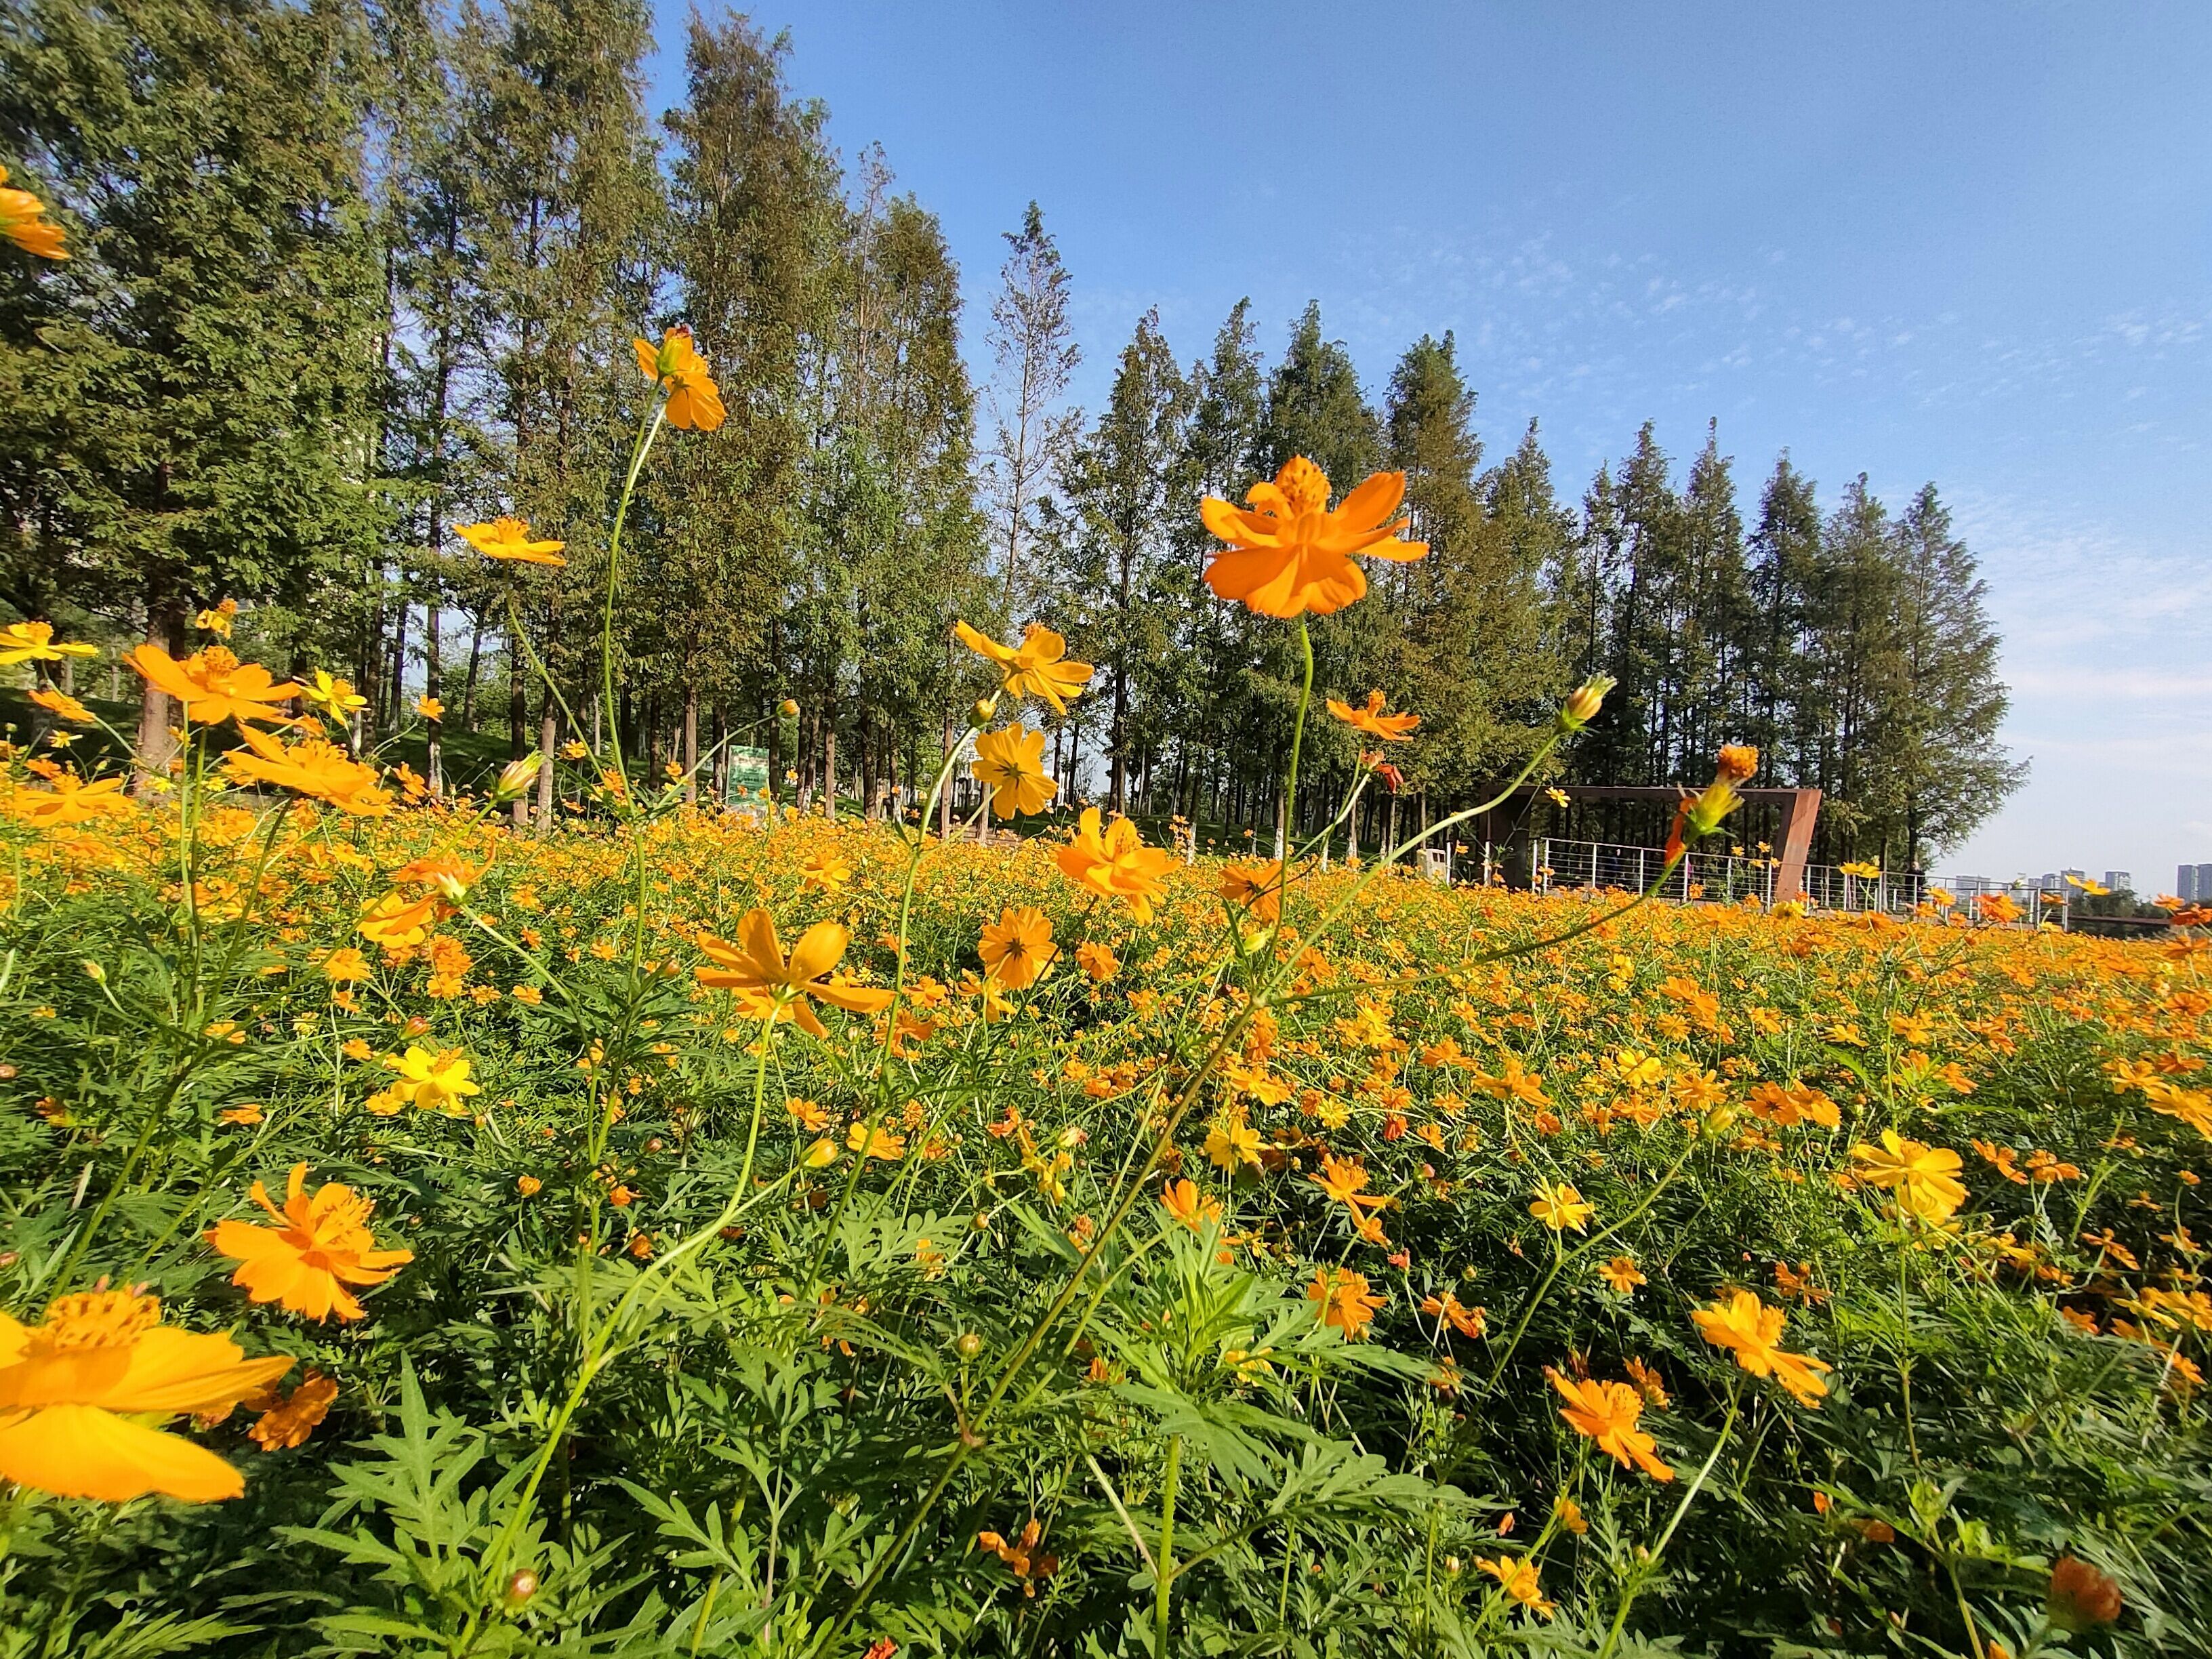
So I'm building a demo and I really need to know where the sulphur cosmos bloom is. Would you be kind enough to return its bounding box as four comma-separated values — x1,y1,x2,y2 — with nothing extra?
206,1164,415,1323
692,908,893,1038
1054,808,1173,922
953,620,1094,715
125,644,300,728
0,619,98,665
457,516,567,567
0,165,68,259
634,326,726,431
1326,689,1420,742
1692,1290,1830,1406
1199,455,1428,618
970,724,1058,819
1549,1370,1674,1481
978,905,1057,990
0,1289,291,1502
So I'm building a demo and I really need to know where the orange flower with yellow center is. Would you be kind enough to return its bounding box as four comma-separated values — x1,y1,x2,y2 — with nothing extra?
1159,1177,1222,1232
979,905,1058,989
1476,1555,1555,1619
0,166,68,260
634,325,726,431
457,516,567,567
12,773,134,830
1199,456,1429,618
222,727,392,815
0,1289,291,1502
1326,689,1420,743
1549,1370,1675,1480
0,619,98,665
1055,807,1174,922
206,1164,415,1323
125,645,301,729
30,686,94,724
1218,859,1284,921
692,908,894,1038
1306,1266,1384,1339
954,621,1094,714
971,724,1059,819
1692,1289,1831,1406
359,888,449,950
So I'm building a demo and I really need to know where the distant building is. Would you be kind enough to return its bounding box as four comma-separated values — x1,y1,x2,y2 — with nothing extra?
2182,865,2197,902
2104,871,2131,895
2199,863,2212,901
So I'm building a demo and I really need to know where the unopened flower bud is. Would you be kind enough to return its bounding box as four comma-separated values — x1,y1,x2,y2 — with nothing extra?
502,1569,539,1608
81,960,105,983
972,695,998,726
956,1332,982,1359
1560,674,1614,732
1714,743,1759,784
779,697,799,717
494,754,544,803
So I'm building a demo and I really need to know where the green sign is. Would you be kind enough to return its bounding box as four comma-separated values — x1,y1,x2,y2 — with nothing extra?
726,745,769,792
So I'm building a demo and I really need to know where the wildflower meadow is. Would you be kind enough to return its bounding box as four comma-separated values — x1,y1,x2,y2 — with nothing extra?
0,292,2202,1659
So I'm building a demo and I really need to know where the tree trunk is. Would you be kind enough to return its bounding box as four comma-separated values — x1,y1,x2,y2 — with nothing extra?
822,726,837,819
535,700,558,833
508,627,529,829
424,599,443,796
682,682,699,805
461,617,483,729
134,593,189,792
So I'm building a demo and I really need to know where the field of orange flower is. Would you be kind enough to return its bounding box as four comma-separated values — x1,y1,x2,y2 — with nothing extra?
0,329,2205,1659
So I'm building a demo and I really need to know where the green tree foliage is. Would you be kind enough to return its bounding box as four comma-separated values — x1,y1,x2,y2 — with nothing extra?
0,0,386,764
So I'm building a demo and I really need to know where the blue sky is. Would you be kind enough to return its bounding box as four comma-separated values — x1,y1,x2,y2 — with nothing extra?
649,1,2211,888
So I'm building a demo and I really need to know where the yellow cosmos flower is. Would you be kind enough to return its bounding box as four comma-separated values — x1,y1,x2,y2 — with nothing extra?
125,644,300,728
1199,456,1429,619
0,619,98,665
247,1369,337,1452
1159,1177,1222,1232
1475,1555,1555,1620
800,851,853,891
205,1164,415,1323
301,670,368,723
953,620,1094,714
390,1046,482,1113
1218,859,1284,922
222,727,392,815
692,907,894,1039
0,1289,291,1502
0,165,68,260
1850,1129,1967,1224
1325,689,1420,742
979,905,1058,989
1054,807,1174,922
1599,1255,1647,1294
12,773,134,830
1530,1181,1593,1232
971,724,1058,819
359,889,449,950
457,517,567,567
30,685,94,724
634,325,726,431
1692,1289,1831,1406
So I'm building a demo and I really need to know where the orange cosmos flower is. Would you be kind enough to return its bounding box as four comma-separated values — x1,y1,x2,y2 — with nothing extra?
359,888,449,950
1159,1177,1222,1232
1849,1129,1967,1224
1075,940,1118,981
979,905,1058,989
692,908,894,1038
954,620,1094,715
1199,456,1429,618
1218,859,1284,921
125,644,300,729
1599,1255,1647,1294
634,325,726,431
972,723,1059,819
1307,1266,1384,1339
0,166,68,260
1692,1289,1831,1406
1549,1370,1674,1480
206,1164,415,1323
457,516,567,567
1309,1151,1389,1220
1475,1555,1555,1620
0,1288,291,1502
248,1368,337,1452
975,1519,1058,1595
1420,1290,1487,1340
222,727,392,815
30,685,94,724
1326,689,1420,743
1055,807,1174,922
0,619,98,665
12,772,133,829
2047,1555,2123,1631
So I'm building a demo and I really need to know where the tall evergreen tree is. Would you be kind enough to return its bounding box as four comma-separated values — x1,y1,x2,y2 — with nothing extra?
981,201,1078,619
0,0,386,773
